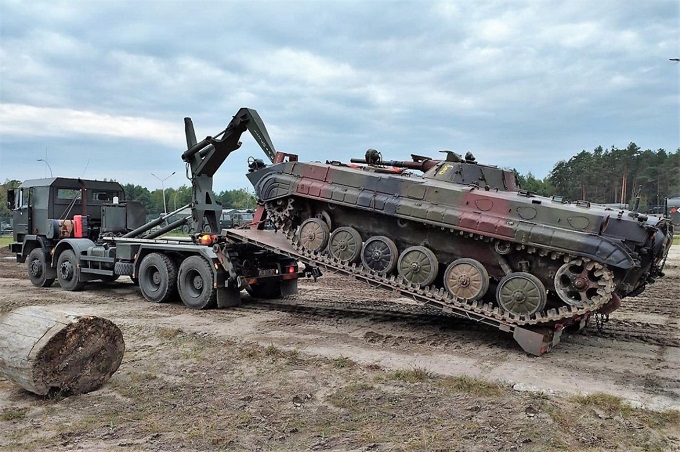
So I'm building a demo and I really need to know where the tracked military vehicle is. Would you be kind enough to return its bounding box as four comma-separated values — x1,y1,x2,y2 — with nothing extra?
247,148,674,326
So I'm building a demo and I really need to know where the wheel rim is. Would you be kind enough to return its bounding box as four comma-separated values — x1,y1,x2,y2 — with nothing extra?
59,260,74,282
397,246,438,286
497,273,546,316
362,237,397,273
148,267,161,291
298,218,329,253
329,227,361,262
444,258,489,300
29,257,43,279
182,269,204,298
192,274,203,291
554,259,614,308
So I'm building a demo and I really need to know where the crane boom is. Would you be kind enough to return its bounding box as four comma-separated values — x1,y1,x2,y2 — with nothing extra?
182,108,277,233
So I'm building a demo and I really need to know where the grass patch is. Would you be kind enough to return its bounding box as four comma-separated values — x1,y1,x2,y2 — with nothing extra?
673,235,679,246
264,344,301,362
1,407,28,421
327,383,375,409
389,367,431,383
439,375,506,397
0,236,12,248
574,393,680,429
156,327,183,339
573,393,635,417
332,356,356,369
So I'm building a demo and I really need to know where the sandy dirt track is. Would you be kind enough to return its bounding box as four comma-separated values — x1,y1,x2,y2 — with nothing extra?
0,245,679,450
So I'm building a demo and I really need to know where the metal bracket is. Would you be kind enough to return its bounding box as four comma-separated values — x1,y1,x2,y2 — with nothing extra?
513,326,563,356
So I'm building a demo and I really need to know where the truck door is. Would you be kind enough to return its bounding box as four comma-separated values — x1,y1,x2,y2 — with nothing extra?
12,187,31,237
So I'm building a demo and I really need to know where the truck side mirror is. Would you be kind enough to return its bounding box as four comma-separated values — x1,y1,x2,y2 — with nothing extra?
6,189,15,210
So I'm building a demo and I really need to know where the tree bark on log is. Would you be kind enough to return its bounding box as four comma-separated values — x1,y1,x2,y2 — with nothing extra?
0,306,124,395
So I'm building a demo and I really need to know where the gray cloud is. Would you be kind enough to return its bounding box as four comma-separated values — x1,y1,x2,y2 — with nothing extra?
1,0,678,190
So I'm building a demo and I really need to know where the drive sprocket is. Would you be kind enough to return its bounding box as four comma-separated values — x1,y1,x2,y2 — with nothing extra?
554,258,615,309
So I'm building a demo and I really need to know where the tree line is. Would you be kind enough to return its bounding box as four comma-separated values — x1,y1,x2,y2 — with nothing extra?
513,143,679,212
119,184,256,215
1,142,678,218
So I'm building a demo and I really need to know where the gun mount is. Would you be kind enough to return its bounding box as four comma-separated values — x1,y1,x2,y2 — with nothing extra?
348,149,519,191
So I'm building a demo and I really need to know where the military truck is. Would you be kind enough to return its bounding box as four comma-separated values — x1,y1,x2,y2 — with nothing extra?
7,109,307,308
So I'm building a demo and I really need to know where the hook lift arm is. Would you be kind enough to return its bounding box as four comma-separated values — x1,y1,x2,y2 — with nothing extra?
181,108,276,234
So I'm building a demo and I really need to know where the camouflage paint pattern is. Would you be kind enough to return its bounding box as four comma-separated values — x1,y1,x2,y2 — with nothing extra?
247,153,673,316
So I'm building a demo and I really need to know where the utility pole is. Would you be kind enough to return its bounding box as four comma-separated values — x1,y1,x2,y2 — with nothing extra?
151,171,176,215
37,159,53,177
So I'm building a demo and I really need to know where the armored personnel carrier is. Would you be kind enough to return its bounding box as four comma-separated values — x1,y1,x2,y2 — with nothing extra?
247,148,674,326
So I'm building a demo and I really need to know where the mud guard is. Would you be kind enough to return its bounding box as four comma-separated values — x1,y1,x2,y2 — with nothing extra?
281,279,298,296
217,287,242,308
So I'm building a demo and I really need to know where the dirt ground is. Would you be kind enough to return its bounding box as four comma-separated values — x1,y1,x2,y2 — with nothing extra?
1,244,679,451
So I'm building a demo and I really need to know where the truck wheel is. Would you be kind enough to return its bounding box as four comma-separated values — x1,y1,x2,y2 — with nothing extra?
246,281,281,299
138,253,177,303
57,250,85,291
177,256,217,309
27,248,55,288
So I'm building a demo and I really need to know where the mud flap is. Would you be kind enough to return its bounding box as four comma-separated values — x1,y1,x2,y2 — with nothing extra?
217,287,242,308
513,325,563,356
281,279,298,296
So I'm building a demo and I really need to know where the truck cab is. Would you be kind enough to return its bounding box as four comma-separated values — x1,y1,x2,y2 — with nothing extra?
8,178,126,248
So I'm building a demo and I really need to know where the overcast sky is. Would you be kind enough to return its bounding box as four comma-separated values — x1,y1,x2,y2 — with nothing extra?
1,0,678,193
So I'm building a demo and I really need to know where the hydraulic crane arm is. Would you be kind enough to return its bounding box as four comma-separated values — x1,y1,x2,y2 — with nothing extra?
182,108,276,234
182,107,276,174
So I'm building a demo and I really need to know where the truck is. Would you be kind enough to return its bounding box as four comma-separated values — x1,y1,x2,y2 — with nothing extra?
6,108,308,308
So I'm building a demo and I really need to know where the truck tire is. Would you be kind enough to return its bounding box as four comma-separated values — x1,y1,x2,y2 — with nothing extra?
27,248,55,288
138,253,177,303
246,281,281,299
177,256,217,309
57,250,85,291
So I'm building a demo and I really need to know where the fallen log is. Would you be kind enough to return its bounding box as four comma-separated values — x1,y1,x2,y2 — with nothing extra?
0,306,124,395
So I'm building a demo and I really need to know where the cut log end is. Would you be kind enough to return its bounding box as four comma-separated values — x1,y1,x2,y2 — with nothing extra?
0,307,125,396
35,316,125,395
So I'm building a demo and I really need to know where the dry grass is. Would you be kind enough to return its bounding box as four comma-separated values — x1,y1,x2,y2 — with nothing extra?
331,356,357,369
1,407,28,421
3,331,679,451
573,392,680,430
388,366,431,383
439,375,507,396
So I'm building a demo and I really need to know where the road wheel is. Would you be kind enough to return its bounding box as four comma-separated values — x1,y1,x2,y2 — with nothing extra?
443,258,489,301
138,253,177,303
361,236,398,275
397,246,439,287
27,248,55,288
246,280,281,299
177,256,217,309
57,249,85,291
328,227,362,262
297,218,330,253
496,272,546,316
